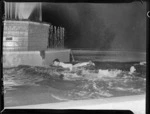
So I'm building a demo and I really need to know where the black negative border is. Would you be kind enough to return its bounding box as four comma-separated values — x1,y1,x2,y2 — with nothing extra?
0,0,149,114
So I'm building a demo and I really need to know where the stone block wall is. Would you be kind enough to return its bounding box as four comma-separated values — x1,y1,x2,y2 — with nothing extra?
3,20,49,51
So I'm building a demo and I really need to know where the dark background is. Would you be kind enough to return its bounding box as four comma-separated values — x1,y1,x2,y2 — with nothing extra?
42,2,146,51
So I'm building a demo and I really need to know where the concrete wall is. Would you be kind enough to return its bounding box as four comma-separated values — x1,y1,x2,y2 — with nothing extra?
3,20,29,51
44,49,70,66
3,49,71,68
28,21,49,51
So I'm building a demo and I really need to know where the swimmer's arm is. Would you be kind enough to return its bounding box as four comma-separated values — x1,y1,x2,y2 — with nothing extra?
74,62,91,67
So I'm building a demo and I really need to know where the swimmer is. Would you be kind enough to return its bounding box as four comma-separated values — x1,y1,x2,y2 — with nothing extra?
52,59,95,71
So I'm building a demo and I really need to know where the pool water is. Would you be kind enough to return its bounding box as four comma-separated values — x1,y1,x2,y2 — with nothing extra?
3,61,146,107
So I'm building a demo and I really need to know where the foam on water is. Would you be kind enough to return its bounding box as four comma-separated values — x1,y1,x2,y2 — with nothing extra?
3,61,146,101
58,64,145,99
139,61,146,66
62,69,124,81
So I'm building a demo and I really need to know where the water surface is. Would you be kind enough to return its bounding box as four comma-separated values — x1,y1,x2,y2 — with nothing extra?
4,60,146,107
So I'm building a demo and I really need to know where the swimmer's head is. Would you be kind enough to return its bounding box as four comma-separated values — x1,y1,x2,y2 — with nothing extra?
53,59,60,66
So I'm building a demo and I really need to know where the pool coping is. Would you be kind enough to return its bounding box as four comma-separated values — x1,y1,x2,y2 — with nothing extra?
5,94,145,114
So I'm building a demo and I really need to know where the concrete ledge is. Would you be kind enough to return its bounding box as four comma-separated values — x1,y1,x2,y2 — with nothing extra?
3,49,71,67
72,50,146,62
6,95,145,114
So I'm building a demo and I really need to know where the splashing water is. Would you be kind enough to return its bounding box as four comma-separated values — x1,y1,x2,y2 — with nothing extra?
139,61,146,66
3,61,146,105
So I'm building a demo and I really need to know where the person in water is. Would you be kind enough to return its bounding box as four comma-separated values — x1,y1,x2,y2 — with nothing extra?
52,59,95,71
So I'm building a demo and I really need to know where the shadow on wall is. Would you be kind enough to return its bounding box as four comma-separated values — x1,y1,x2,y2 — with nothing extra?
42,3,146,51
42,3,115,50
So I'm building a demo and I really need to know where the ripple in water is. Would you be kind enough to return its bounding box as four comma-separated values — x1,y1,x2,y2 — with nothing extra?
3,62,146,101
